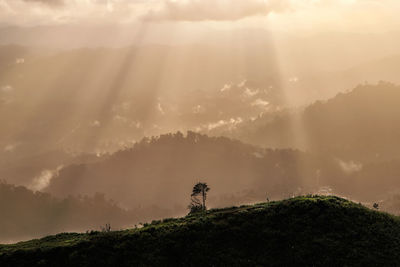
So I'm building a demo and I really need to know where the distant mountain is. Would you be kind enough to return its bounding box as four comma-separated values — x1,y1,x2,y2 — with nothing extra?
0,182,133,243
340,54,400,85
0,45,50,73
222,82,400,162
2,42,400,179
45,132,351,209
0,181,180,243
0,149,105,188
2,196,400,266
303,82,400,161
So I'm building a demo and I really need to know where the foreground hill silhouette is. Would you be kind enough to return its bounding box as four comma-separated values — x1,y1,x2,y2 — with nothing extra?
1,195,400,266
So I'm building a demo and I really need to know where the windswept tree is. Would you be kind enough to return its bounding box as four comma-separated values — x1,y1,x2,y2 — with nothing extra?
189,182,210,213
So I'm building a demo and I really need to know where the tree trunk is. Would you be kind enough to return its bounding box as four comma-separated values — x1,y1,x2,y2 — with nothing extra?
202,189,206,211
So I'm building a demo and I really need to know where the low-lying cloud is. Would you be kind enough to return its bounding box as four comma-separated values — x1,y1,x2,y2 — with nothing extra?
30,165,63,191
337,159,363,174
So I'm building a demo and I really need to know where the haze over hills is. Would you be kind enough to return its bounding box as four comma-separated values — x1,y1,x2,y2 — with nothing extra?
43,127,400,210
2,25,400,70
215,82,400,162
0,182,141,243
44,132,336,209
0,150,105,189
0,44,282,154
2,82,400,215
2,41,400,192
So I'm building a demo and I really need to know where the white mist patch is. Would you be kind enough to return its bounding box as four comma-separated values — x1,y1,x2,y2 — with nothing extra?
253,152,264,158
4,143,18,152
251,98,269,108
90,120,101,127
207,120,227,130
157,102,165,115
30,165,63,192
131,121,142,129
207,117,243,131
15,58,25,64
243,88,259,97
113,115,128,123
1,85,13,93
220,83,232,92
192,104,206,114
238,79,247,88
337,159,363,174
316,186,333,196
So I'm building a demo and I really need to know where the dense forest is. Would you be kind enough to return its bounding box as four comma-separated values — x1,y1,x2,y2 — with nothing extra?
45,132,338,208
0,182,172,243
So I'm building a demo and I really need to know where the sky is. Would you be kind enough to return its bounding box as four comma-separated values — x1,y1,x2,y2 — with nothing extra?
0,0,399,33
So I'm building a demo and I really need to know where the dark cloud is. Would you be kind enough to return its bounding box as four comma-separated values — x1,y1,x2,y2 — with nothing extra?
22,0,65,7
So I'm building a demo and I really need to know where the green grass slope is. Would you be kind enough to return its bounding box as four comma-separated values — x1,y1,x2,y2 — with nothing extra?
1,195,400,266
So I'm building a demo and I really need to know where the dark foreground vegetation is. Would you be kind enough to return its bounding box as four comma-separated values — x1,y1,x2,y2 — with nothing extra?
1,195,400,266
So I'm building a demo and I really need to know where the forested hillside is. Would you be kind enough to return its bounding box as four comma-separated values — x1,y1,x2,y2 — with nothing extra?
221,82,400,162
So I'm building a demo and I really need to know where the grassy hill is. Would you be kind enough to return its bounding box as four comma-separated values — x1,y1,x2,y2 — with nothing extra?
1,195,400,266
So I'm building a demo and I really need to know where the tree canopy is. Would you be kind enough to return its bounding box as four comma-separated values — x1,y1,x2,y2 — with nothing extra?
189,182,210,213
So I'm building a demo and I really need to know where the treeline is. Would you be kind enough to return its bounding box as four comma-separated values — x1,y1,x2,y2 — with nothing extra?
0,182,173,243
45,130,400,206
45,131,346,209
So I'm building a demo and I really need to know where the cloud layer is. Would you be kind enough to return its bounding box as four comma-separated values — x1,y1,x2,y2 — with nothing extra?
145,0,290,21
0,0,399,33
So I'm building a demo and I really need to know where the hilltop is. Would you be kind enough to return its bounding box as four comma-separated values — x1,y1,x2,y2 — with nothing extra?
1,195,400,266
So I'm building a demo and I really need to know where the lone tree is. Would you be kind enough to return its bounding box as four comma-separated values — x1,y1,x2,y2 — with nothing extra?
189,182,210,213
